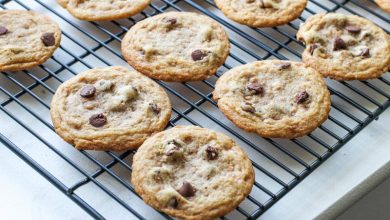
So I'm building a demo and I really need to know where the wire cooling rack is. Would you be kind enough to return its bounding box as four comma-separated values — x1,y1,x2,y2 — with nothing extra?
1,0,390,219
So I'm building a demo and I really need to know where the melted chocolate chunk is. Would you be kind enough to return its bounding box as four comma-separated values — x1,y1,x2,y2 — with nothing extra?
165,17,177,25
241,103,255,113
41,33,55,47
166,147,179,156
168,197,178,208
206,146,218,160
259,0,272,8
309,44,319,55
279,62,291,70
333,37,347,51
246,82,264,95
191,50,206,61
360,48,370,58
80,85,96,98
345,25,361,34
89,113,107,127
295,91,310,104
0,26,8,36
149,103,161,114
178,181,195,198
165,140,182,156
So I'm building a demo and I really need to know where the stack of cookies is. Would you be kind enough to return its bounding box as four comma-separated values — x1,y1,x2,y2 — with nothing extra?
1,0,390,219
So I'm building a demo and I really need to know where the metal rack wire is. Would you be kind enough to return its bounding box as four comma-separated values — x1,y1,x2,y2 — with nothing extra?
1,0,390,219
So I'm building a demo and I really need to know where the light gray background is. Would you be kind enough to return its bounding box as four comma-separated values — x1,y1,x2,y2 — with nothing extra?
337,176,390,220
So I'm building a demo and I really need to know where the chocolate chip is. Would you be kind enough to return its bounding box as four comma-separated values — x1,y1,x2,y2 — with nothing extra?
345,25,361,34
247,82,263,95
309,44,319,55
80,85,96,98
89,113,107,127
360,48,370,58
0,26,8,36
149,103,161,114
169,139,182,147
279,62,291,70
177,181,195,198
165,17,177,25
206,146,218,160
191,50,206,61
168,197,178,208
259,0,265,7
259,0,272,8
166,140,181,156
295,91,310,104
333,37,347,51
241,103,255,113
166,147,178,156
41,33,55,47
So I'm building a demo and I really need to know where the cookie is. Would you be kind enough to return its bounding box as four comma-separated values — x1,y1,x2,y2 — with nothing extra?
213,60,331,139
297,13,390,81
376,0,390,13
131,126,254,220
50,66,172,151
121,12,230,82
214,0,307,27
57,0,151,21
0,10,61,72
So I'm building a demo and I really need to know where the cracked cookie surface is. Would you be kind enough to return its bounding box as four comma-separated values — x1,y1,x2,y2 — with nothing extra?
131,126,254,220
376,0,390,13
214,0,307,27
121,12,230,82
57,0,150,21
297,13,390,80
0,10,61,72
213,60,331,139
50,66,171,151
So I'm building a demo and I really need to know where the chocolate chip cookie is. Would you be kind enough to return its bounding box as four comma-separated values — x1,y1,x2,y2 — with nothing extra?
214,0,307,27
50,66,172,151
57,0,150,21
297,13,390,80
213,60,331,139
121,12,230,82
376,0,390,13
0,10,61,72
131,126,254,220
